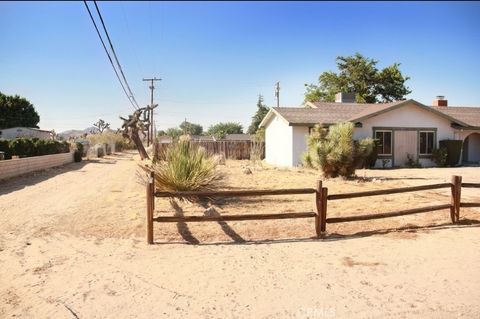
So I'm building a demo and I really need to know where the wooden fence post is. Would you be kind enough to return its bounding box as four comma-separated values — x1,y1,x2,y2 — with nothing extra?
147,171,154,244
321,187,328,232
315,180,322,237
450,175,462,223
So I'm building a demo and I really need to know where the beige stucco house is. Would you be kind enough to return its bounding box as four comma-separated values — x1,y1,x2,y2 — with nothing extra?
259,94,480,168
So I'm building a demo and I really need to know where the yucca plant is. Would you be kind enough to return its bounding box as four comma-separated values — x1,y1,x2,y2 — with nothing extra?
302,122,375,178
152,141,223,197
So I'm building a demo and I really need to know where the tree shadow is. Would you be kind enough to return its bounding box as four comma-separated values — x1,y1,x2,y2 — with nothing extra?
201,205,246,243
169,199,200,245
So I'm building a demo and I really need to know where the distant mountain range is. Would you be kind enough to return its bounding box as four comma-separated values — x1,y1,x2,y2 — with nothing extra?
58,127,97,139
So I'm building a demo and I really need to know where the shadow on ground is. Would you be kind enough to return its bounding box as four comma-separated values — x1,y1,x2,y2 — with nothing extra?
152,218,480,246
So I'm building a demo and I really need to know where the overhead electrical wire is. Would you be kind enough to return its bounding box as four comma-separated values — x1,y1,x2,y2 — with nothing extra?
83,0,138,110
93,0,140,108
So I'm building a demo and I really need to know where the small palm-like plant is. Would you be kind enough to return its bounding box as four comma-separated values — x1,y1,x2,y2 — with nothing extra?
152,141,223,194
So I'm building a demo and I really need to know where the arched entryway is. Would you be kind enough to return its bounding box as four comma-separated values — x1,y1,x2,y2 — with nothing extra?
462,132,480,164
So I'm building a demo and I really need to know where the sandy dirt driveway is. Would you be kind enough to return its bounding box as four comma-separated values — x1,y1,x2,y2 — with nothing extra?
0,152,479,318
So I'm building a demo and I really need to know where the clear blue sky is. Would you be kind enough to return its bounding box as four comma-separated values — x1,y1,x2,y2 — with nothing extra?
1,1,480,132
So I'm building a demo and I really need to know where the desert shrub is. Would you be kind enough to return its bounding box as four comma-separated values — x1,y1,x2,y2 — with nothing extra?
73,150,82,162
356,138,377,168
439,140,463,166
9,138,35,157
432,147,448,167
405,153,422,168
250,128,265,163
0,139,12,159
152,141,223,196
302,122,374,178
97,145,105,158
75,142,84,155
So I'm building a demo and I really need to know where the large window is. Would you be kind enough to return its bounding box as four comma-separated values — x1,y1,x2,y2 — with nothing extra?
375,130,392,155
419,131,435,155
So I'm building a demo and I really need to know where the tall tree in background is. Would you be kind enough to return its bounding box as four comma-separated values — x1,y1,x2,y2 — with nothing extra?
179,121,203,135
207,122,243,139
0,92,40,129
304,53,411,103
247,94,269,134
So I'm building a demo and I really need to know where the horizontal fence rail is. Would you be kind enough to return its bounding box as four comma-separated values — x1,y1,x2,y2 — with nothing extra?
326,204,452,224
155,188,316,198
154,212,317,223
462,183,480,188
145,174,479,244
327,183,451,200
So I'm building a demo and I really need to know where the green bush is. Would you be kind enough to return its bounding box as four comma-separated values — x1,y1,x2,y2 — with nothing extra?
75,142,84,156
9,138,35,157
439,140,463,166
0,139,12,159
432,147,448,167
152,141,223,197
74,150,82,162
302,122,375,178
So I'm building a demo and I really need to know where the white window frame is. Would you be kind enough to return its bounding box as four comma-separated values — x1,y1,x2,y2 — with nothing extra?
375,130,393,156
419,131,435,155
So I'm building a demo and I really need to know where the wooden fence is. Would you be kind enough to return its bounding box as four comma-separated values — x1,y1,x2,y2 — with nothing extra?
145,174,480,244
155,140,264,160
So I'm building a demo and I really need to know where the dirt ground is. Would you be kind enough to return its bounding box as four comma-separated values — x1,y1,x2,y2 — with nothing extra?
0,151,479,318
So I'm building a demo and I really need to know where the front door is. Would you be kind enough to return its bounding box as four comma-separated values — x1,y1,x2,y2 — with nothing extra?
393,130,417,167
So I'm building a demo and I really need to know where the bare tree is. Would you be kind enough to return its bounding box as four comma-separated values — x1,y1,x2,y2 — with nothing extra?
120,108,149,160
93,119,110,133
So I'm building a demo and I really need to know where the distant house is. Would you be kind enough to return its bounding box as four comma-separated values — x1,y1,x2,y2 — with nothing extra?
191,135,216,142
0,127,53,140
224,134,251,141
259,93,480,167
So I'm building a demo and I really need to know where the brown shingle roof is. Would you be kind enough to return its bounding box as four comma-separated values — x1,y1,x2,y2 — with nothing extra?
267,100,480,129
433,106,480,127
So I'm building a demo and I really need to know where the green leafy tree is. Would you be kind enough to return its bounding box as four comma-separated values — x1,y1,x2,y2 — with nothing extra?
165,127,183,138
179,121,203,135
304,53,411,103
207,122,243,139
0,92,40,129
247,95,269,134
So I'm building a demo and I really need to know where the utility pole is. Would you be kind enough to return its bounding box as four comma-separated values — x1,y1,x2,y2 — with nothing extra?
143,77,161,146
275,81,280,108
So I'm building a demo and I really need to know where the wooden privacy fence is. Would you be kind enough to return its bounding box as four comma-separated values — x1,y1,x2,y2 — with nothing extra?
145,174,480,244
155,140,265,160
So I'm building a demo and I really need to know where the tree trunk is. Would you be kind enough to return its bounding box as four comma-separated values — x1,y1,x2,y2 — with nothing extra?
131,129,149,160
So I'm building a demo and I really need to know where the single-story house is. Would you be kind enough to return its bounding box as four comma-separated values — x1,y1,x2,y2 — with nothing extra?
0,127,53,140
259,93,480,167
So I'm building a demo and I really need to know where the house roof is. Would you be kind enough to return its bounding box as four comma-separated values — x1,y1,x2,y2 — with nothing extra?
259,100,480,129
0,126,52,133
224,134,251,141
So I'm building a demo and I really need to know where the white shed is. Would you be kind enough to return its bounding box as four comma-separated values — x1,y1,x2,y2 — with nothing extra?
0,127,53,140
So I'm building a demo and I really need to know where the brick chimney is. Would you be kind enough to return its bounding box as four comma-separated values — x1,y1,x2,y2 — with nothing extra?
335,92,356,103
433,95,448,107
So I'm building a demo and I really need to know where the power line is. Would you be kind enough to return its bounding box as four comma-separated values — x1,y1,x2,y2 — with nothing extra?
93,0,140,108
83,0,138,111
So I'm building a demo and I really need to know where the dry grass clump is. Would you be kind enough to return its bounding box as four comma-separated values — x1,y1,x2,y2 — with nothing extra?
152,141,223,194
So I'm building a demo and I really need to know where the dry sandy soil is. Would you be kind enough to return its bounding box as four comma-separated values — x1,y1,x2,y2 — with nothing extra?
0,151,479,318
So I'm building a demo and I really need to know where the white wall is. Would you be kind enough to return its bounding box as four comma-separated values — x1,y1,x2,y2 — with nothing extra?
465,132,480,162
292,126,309,166
0,152,74,180
265,115,293,167
354,103,455,140
354,103,456,167
0,127,52,140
